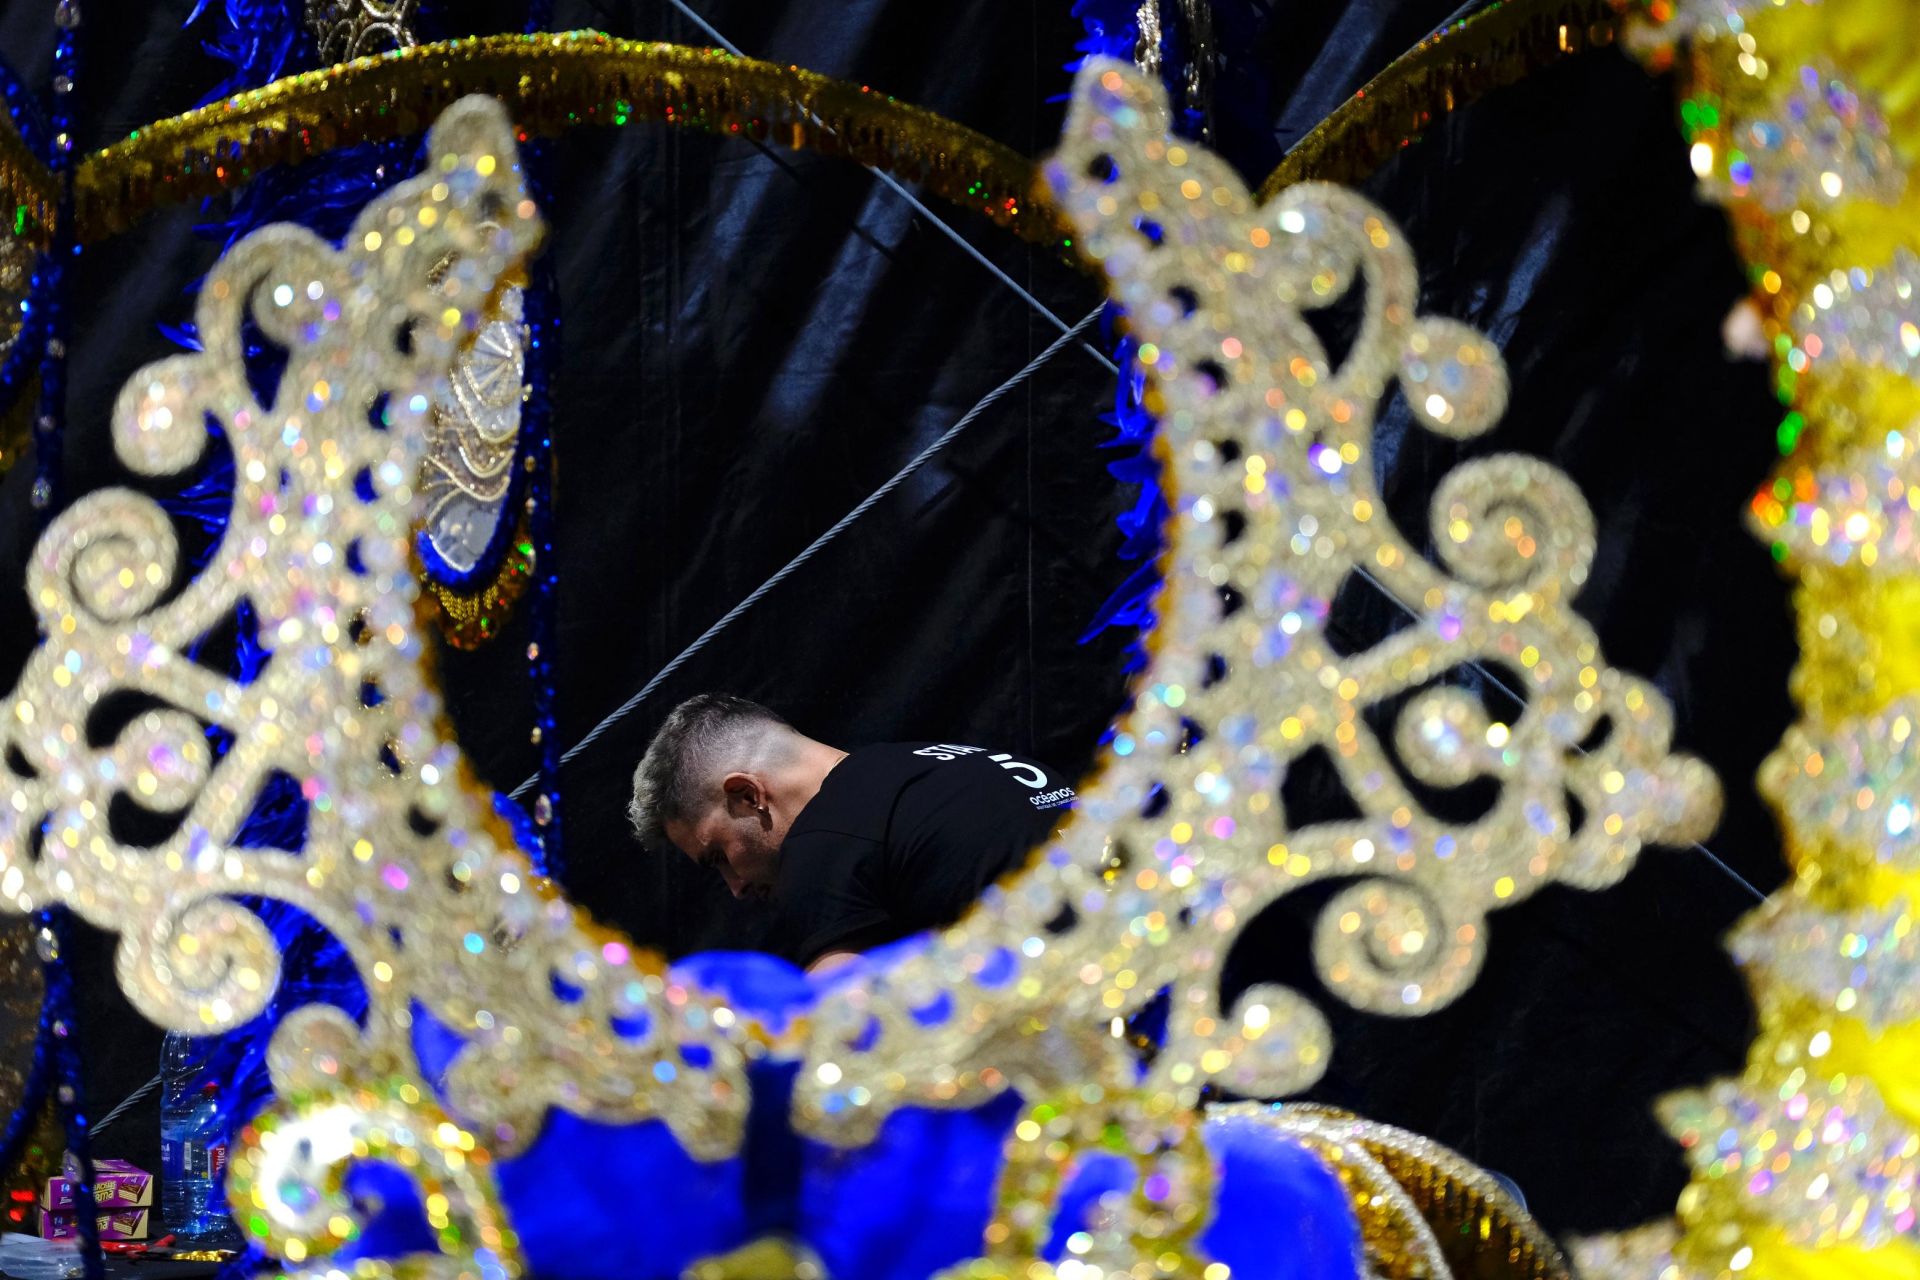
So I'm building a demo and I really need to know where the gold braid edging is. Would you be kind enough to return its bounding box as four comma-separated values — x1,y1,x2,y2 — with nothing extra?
0,0,1635,253
1,32,1055,251
0,118,53,245
1269,1105,1573,1280
420,521,537,650
1258,0,1626,198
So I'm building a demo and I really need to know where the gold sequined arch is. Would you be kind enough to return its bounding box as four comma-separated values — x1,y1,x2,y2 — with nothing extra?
0,2,1628,250
0,33,1048,250
1257,0,1628,198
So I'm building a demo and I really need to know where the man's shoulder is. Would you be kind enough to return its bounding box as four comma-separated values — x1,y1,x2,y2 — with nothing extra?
784,743,930,843
817,741,964,796
805,741,1076,837
887,742,1077,814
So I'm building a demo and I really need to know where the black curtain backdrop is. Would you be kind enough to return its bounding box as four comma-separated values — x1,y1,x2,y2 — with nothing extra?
0,0,1795,1247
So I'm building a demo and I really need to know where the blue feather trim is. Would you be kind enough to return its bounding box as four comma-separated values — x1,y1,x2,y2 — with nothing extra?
1077,325,1166,672
1068,0,1142,71
185,0,311,106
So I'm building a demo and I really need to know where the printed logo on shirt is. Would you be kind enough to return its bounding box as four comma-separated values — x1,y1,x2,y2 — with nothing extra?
1027,785,1076,810
987,752,1049,788
912,744,1075,808
913,744,985,761
914,744,1046,786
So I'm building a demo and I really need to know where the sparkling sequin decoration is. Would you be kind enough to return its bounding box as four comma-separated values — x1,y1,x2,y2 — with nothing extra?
1757,423,1920,567
0,48,1735,1280
1662,1076,1919,1250
1582,1,1920,1275
232,1004,519,1277
304,0,419,63
1730,897,1920,1032
1262,1104,1571,1280
1798,249,1920,382
789,61,1718,1270
964,1101,1572,1280
8,35,1050,252
1762,699,1920,874
0,230,29,364
415,230,535,651
0,95,745,1273
1712,62,1904,212
1255,0,1625,200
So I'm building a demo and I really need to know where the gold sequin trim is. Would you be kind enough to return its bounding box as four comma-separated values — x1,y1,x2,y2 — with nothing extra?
0,33,1052,251
1257,0,1622,199
420,521,536,650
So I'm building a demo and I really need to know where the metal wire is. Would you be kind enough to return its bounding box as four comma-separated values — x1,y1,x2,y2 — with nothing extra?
660,0,1115,375
506,304,1107,798
88,1073,159,1138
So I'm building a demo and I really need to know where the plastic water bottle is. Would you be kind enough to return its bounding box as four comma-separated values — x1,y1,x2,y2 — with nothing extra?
158,1032,240,1246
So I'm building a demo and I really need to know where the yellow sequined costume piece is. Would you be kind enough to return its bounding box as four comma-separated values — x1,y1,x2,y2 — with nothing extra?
1578,2,1920,1277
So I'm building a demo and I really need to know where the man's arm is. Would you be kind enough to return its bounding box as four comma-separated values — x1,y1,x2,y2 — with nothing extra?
770,828,899,969
806,950,859,976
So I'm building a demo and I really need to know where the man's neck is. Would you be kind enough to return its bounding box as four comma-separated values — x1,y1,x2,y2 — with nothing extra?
773,737,849,818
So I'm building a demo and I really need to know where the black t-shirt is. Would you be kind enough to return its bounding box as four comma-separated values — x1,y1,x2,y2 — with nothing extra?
767,742,1076,966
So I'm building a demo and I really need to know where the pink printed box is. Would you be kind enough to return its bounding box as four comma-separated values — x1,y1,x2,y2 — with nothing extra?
38,1159,153,1212
37,1206,151,1242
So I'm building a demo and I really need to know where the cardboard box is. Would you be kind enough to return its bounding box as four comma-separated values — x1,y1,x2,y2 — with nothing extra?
39,1159,152,1212
37,1206,150,1241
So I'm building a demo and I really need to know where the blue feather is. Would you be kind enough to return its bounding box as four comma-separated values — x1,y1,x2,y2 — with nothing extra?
185,0,309,104
1069,0,1143,69
1078,329,1166,668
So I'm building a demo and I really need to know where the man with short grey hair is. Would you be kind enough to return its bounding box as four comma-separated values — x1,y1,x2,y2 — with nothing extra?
630,694,1074,971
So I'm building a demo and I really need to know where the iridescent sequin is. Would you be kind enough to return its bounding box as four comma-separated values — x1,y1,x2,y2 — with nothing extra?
1732,899,1920,1032
1719,62,1904,212
1664,1076,1920,1250
1764,699,1920,872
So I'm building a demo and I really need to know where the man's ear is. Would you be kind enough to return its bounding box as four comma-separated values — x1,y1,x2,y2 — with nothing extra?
720,772,763,814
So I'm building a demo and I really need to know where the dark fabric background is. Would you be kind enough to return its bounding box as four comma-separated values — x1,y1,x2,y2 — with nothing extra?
0,0,1795,1248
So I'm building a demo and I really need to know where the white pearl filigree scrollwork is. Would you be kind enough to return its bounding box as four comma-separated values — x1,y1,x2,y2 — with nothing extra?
786,66,1719,1271
230,1062,522,1280
0,95,747,1275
